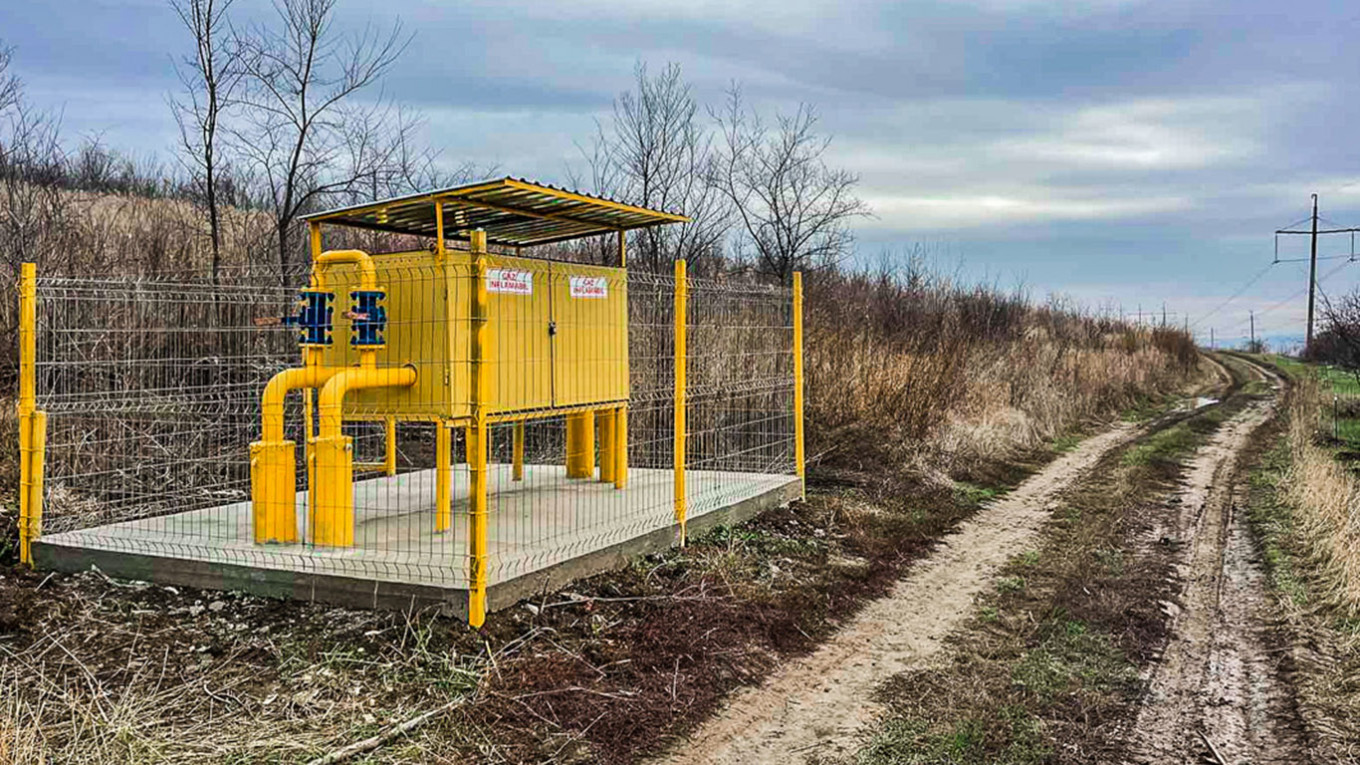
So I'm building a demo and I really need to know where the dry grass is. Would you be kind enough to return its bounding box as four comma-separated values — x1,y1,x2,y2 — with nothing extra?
1282,377,1360,616
805,267,1198,481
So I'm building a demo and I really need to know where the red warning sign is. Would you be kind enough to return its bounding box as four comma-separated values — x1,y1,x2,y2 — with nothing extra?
487,269,533,295
569,276,608,299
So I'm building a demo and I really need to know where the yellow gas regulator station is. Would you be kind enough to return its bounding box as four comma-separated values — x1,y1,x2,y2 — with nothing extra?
249,177,688,625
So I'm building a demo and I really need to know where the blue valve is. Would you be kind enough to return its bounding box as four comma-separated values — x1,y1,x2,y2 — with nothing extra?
350,290,387,347
282,289,334,346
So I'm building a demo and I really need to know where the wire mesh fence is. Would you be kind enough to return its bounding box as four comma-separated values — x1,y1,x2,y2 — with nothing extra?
25,248,800,620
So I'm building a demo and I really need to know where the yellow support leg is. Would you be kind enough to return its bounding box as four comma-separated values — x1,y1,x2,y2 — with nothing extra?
598,409,616,484
436,422,452,532
565,410,595,479
384,416,398,476
251,440,299,543
512,421,525,481
310,435,353,547
614,406,628,490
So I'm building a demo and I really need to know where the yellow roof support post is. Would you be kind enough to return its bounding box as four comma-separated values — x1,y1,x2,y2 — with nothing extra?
434,198,446,261
793,271,805,500
617,230,626,268
467,228,491,628
674,258,688,545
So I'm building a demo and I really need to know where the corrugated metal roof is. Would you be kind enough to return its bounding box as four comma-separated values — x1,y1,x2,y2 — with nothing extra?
301,177,690,248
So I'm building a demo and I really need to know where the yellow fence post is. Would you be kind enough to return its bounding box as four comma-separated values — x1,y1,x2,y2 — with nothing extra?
468,229,491,628
17,262,45,566
793,271,805,499
674,259,687,544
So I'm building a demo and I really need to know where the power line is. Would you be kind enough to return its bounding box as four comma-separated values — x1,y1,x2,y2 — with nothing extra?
1189,260,1276,329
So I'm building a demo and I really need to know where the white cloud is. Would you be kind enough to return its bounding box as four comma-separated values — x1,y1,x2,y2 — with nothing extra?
862,191,1191,229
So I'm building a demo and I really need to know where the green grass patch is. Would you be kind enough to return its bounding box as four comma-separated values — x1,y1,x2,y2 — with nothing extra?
859,708,1051,765
1050,433,1083,454
954,481,1004,508
1010,619,1140,704
1245,437,1309,606
1120,421,1197,466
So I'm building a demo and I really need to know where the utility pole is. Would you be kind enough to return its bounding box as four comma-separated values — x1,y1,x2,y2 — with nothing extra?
1275,194,1360,355
1308,193,1319,352
1250,310,1256,350
1210,327,1215,350
1162,302,1167,327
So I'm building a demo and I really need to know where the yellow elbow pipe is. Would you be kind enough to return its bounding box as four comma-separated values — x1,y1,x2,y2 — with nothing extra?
317,366,415,436
313,249,377,291
312,365,416,547
261,366,344,442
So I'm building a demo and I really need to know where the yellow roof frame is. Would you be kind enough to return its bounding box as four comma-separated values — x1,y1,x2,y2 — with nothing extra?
302,177,690,249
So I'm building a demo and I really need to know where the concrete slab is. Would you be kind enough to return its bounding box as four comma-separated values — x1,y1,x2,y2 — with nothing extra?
34,464,801,617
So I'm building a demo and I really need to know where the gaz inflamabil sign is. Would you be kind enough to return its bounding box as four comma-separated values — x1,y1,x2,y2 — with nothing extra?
486,269,533,295
569,276,608,299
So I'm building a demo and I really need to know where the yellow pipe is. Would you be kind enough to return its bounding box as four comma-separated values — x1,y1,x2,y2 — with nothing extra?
261,366,343,442
253,366,347,544
312,366,417,547
312,249,377,292
674,259,687,543
793,271,805,499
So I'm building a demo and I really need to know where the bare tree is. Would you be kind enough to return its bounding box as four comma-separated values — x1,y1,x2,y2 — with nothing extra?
231,0,412,277
0,43,20,117
583,62,730,273
170,0,242,281
711,87,869,284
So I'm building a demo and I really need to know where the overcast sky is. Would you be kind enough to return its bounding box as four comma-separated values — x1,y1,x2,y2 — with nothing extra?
5,0,1360,347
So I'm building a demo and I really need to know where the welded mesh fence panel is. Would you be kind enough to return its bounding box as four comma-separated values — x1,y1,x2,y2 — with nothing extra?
32,256,796,596
684,276,796,517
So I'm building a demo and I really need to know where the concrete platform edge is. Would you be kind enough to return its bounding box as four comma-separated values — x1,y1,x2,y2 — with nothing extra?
32,475,802,617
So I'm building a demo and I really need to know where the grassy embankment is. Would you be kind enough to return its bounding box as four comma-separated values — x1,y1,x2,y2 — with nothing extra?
0,189,1203,763
1241,355,1360,760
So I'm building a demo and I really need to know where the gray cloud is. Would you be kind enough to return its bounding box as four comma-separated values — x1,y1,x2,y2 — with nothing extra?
4,0,1358,345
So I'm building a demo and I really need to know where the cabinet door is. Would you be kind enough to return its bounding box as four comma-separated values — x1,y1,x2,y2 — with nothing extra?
486,255,553,412
550,263,629,407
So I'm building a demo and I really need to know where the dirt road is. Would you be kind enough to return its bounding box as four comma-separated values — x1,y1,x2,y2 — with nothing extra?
1126,360,1312,763
656,422,1141,765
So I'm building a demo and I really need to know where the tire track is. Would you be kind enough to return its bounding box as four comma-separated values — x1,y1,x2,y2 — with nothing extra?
655,422,1142,765
1125,358,1310,764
